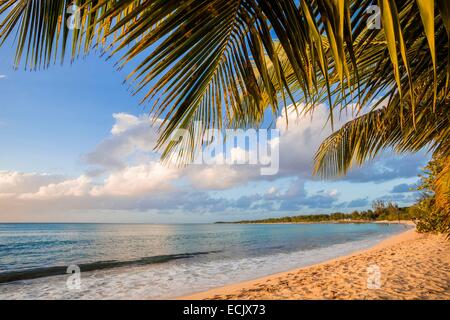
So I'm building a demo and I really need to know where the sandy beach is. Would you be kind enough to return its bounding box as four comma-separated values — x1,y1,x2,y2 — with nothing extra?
180,228,450,300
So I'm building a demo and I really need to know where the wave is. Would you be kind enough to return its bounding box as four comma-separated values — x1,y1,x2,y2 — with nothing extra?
0,239,82,250
0,234,393,299
0,250,218,284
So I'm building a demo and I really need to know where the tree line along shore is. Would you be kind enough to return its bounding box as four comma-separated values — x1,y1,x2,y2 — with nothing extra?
218,153,449,236
217,200,415,224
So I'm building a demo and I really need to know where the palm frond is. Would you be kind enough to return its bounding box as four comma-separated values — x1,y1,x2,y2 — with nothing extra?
434,154,450,212
313,102,450,178
0,0,448,164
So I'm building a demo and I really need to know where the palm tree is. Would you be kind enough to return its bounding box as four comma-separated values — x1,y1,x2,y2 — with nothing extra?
0,1,448,181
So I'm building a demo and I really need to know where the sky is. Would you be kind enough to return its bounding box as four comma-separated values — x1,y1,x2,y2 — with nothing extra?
0,43,430,223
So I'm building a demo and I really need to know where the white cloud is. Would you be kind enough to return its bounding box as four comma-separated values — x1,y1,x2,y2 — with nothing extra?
328,189,339,197
267,186,278,195
91,163,179,196
19,175,92,200
111,113,146,135
182,104,354,188
0,75,6,80
88,106,423,191
83,113,161,171
275,105,353,177
187,165,258,190
0,107,428,217
0,171,64,194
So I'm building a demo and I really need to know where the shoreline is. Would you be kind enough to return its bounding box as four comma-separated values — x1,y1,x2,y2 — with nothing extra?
217,220,416,225
177,225,450,300
177,226,414,300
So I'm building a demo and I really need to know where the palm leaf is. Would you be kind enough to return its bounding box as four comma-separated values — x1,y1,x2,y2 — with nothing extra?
314,102,450,178
0,0,448,164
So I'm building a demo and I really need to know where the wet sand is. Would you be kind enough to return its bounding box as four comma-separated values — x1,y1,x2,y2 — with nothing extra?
180,228,450,300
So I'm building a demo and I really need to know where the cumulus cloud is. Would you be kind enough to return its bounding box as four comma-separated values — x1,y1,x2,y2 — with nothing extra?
80,106,327,191
86,106,426,189
347,197,370,208
19,176,92,200
275,106,352,177
391,183,417,193
83,113,161,172
376,192,421,205
91,163,179,196
186,165,260,190
235,179,341,212
343,153,428,183
0,106,429,217
0,171,64,194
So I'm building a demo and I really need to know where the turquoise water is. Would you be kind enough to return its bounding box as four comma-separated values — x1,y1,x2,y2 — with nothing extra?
0,223,408,299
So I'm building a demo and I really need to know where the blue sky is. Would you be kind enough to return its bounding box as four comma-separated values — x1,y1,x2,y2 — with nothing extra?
0,45,138,174
0,43,429,223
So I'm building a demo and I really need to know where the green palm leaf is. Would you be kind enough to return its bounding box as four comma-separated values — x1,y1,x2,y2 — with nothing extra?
0,0,448,166
314,102,450,178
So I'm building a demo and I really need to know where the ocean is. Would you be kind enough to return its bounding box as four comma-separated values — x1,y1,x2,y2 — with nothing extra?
0,222,409,299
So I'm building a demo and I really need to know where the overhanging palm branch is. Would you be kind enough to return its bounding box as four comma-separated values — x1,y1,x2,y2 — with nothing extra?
313,104,450,178
0,0,344,163
0,0,448,165
434,154,450,212
313,0,450,178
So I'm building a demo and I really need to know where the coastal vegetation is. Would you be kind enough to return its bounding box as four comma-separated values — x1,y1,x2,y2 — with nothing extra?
0,1,448,233
225,159,449,233
410,152,450,234
223,201,414,224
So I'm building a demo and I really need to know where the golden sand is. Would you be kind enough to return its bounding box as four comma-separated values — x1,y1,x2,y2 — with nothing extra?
180,229,450,300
